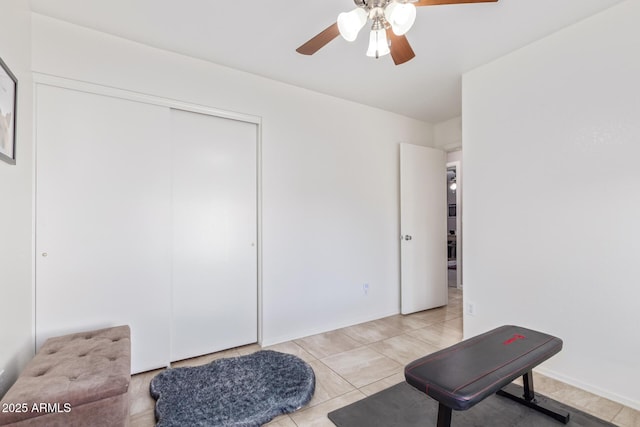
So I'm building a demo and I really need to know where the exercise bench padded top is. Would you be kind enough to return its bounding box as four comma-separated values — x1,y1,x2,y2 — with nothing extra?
405,325,562,411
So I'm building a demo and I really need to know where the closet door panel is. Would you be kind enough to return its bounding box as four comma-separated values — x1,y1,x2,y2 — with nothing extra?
35,85,172,372
171,109,258,362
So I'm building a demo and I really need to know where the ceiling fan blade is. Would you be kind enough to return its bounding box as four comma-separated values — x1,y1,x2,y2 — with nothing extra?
414,0,498,6
386,29,416,66
296,23,340,55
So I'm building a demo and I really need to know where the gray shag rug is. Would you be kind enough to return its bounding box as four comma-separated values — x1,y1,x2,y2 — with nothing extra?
150,350,315,427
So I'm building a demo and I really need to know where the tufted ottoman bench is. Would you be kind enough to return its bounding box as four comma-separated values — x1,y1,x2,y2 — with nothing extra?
0,325,131,427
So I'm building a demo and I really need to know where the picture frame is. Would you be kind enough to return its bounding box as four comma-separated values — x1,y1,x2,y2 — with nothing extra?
0,56,17,165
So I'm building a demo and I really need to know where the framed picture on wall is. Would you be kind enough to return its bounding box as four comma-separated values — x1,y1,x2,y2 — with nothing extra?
0,56,17,165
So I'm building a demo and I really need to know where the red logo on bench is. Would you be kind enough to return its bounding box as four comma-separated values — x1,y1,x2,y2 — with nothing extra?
503,334,525,345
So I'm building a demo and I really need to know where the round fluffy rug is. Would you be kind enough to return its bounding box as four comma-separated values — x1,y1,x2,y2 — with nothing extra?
150,350,315,427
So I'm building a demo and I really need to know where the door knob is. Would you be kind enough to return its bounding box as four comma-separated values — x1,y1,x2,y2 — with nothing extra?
404,235,412,241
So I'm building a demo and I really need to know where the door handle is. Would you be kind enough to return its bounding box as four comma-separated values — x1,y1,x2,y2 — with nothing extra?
404,235,412,241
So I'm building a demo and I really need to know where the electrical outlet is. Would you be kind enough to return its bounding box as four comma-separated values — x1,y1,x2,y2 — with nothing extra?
363,283,369,296
466,301,476,316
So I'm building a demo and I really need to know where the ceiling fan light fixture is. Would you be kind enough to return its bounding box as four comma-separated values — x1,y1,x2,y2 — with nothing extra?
385,2,417,36
366,28,390,59
337,8,368,42
296,0,498,65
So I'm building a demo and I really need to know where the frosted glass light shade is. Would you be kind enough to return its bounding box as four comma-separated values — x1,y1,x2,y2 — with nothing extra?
384,2,416,36
366,29,390,58
337,8,368,42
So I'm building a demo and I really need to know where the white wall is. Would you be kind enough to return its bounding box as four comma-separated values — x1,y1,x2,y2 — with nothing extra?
434,116,462,152
463,0,639,409
30,15,434,348
446,150,461,164
0,0,33,397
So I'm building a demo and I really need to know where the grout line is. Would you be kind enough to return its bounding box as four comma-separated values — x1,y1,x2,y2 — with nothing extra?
609,406,624,423
310,357,360,394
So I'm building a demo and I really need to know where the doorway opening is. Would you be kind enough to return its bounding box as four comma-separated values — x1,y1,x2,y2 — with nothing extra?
446,161,461,289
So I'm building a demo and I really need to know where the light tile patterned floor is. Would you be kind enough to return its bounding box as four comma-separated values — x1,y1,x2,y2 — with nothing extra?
130,288,640,426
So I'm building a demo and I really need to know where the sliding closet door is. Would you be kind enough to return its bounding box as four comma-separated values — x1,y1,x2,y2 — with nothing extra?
170,109,258,362
35,85,172,373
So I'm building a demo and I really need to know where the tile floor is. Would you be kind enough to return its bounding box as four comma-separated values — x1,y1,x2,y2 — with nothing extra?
129,288,639,426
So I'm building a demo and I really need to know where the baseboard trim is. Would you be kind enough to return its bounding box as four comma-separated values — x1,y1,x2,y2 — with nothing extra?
261,309,399,348
535,366,640,412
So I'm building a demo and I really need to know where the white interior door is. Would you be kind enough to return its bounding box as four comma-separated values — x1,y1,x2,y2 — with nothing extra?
35,85,172,372
170,109,258,362
400,143,447,314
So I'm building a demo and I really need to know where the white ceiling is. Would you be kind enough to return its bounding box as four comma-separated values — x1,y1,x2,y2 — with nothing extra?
29,0,625,123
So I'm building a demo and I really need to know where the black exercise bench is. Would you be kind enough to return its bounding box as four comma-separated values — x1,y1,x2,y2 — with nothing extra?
405,325,570,427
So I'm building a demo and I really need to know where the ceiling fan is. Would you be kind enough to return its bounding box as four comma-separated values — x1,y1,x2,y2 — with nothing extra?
296,0,498,65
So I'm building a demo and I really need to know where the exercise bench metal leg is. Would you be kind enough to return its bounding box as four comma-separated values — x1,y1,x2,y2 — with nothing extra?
496,371,571,424
436,403,452,427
